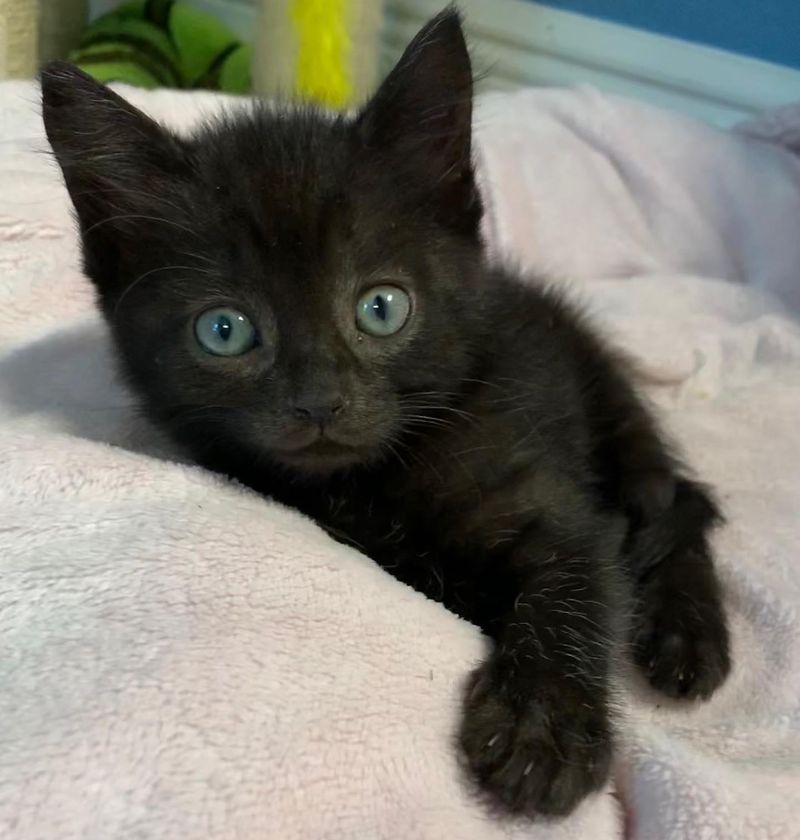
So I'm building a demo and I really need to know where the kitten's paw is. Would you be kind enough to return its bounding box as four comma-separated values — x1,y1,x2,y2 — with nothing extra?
459,659,612,817
634,587,731,700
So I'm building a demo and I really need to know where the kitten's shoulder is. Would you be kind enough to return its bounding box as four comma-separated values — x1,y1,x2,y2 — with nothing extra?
484,265,597,339
481,264,631,386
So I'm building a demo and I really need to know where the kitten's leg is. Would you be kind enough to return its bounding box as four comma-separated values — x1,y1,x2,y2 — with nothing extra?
460,518,621,817
625,476,730,699
593,376,731,699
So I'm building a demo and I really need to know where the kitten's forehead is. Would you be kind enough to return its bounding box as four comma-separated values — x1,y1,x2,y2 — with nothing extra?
191,110,424,294
192,109,361,255
202,108,351,201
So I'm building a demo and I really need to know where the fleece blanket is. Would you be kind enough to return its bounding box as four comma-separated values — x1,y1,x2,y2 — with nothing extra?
0,81,799,840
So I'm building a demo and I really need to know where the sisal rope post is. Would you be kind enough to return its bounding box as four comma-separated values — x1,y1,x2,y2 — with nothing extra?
0,0,38,79
252,0,384,108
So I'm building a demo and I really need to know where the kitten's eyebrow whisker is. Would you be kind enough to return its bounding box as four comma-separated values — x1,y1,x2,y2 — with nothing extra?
82,213,198,238
113,264,216,316
68,186,189,219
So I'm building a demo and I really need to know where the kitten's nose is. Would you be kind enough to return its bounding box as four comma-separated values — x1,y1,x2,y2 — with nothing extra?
292,394,345,426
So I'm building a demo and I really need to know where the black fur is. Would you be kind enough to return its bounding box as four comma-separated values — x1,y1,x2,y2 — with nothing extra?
41,8,730,818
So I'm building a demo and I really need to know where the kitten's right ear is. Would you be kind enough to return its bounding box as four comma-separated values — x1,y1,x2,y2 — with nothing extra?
40,61,189,240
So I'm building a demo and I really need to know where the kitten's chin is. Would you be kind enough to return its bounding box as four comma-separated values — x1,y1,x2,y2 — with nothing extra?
272,439,376,475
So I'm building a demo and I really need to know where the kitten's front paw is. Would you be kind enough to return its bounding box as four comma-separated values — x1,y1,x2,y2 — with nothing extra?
459,658,612,817
634,583,731,700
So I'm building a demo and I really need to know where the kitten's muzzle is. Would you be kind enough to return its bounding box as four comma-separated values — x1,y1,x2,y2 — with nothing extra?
280,401,359,452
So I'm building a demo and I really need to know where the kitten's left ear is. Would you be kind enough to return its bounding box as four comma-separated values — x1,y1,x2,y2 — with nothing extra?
356,8,481,235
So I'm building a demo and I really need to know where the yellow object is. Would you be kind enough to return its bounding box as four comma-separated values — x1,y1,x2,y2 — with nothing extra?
290,0,353,107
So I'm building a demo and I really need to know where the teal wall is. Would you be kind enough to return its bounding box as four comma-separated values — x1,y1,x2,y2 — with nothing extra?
536,1,800,69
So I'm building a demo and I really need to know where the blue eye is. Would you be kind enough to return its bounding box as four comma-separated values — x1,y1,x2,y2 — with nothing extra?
356,285,411,337
194,307,258,356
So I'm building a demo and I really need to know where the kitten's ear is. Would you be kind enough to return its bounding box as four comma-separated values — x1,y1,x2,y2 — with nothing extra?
356,8,481,235
41,61,190,240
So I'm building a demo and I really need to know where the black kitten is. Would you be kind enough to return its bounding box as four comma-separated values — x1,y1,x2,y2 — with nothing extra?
41,9,730,818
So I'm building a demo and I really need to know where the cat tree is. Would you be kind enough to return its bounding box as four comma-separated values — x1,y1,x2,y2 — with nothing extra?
0,0,38,78
252,0,384,107
1,0,382,104
0,0,88,79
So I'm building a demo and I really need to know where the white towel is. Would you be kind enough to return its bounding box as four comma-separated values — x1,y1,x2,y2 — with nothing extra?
1,80,798,839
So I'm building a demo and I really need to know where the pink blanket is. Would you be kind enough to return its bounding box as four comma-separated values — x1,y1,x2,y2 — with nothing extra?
1,81,799,839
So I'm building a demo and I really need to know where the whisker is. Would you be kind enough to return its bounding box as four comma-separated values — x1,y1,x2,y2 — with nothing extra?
83,213,198,238
113,264,217,316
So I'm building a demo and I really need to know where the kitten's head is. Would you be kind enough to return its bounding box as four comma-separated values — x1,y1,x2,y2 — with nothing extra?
41,9,487,475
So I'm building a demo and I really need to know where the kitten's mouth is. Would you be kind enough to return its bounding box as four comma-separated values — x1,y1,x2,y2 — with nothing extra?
275,432,368,472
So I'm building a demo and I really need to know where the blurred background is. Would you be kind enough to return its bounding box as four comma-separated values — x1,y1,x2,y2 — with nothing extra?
2,0,800,126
